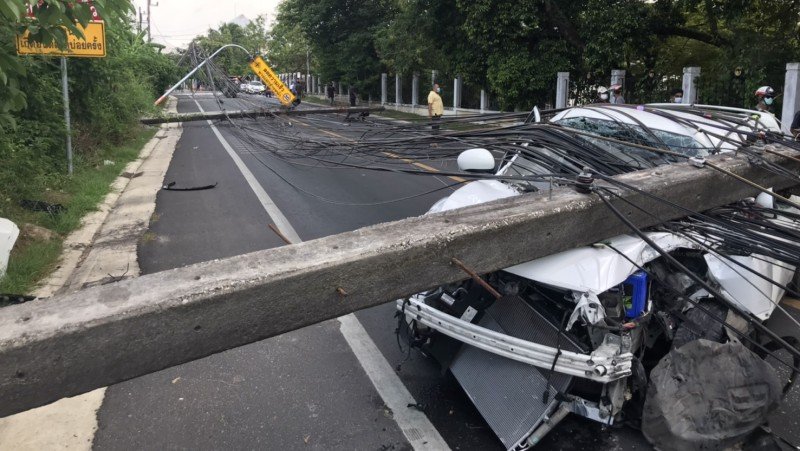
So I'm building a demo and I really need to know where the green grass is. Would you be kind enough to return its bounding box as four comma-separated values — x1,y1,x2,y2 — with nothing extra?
0,240,63,298
0,126,157,295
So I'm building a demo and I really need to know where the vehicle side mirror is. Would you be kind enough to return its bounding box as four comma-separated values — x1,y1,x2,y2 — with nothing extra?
457,148,495,172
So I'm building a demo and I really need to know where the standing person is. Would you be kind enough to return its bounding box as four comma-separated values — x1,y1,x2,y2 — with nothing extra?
609,84,625,104
755,86,776,112
428,83,444,131
790,108,800,139
669,88,684,103
327,82,336,105
348,86,358,107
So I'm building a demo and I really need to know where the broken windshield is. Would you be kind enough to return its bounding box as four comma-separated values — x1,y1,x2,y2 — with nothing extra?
555,116,710,158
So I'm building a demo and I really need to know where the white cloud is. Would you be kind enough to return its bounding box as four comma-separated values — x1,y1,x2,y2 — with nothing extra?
132,0,281,49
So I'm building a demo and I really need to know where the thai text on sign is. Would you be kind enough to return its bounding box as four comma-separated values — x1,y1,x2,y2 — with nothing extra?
16,21,106,58
249,56,296,107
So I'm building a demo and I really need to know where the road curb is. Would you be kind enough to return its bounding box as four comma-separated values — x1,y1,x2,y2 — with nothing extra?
0,96,183,451
34,96,181,298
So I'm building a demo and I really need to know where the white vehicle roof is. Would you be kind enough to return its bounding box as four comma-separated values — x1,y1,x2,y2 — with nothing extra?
551,104,782,153
646,103,782,133
552,105,692,138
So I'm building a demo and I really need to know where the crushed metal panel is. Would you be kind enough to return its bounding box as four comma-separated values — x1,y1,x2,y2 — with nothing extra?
449,295,581,449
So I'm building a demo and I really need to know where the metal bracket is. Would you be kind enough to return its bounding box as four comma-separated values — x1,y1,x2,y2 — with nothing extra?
398,297,633,383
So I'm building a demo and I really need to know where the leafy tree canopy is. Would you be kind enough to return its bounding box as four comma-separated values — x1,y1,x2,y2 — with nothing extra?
0,0,133,128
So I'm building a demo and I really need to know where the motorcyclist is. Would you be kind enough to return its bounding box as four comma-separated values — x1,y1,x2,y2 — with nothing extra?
595,86,610,103
755,86,776,112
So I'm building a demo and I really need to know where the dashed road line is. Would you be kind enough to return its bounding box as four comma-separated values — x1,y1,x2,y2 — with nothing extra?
292,116,466,183
198,100,450,451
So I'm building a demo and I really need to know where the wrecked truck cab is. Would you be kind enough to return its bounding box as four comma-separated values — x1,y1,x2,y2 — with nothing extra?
397,105,800,450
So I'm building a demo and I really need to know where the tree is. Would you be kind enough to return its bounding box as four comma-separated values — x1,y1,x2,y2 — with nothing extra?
194,17,269,76
0,0,133,129
265,0,800,110
272,0,396,96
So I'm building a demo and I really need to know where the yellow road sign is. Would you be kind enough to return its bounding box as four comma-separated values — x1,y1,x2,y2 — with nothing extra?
249,56,296,107
16,21,106,58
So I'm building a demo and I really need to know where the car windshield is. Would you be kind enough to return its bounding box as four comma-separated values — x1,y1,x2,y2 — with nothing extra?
554,116,709,158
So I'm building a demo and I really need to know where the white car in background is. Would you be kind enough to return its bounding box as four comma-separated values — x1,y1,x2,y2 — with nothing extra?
240,80,265,94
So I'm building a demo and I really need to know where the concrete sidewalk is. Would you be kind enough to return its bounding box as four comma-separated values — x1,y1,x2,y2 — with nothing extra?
0,97,182,450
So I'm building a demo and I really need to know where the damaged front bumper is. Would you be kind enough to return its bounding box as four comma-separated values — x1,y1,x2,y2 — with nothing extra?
397,296,633,383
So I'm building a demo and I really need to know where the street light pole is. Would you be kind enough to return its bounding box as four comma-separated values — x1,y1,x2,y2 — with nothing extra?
146,0,151,42
154,44,253,105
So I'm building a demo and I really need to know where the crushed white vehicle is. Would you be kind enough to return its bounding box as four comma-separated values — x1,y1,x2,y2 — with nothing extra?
396,104,800,450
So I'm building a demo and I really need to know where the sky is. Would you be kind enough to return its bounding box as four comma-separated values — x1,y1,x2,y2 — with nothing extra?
131,0,282,50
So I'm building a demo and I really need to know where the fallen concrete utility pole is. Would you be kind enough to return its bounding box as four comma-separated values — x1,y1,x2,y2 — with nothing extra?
140,106,385,125
1,146,800,417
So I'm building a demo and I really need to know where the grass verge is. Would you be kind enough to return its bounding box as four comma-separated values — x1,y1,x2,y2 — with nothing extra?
0,126,158,295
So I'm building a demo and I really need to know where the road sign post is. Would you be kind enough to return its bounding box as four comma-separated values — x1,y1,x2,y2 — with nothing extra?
61,57,73,175
16,20,107,175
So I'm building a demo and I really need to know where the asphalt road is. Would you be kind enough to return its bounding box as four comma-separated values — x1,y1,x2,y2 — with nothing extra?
91,92,799,451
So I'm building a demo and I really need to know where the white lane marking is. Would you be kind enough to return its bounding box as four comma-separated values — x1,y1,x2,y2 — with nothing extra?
198,98,449,450
192,98,301,243
338,314,451,451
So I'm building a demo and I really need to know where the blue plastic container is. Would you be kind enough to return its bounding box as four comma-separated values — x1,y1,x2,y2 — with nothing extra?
622,271,648,318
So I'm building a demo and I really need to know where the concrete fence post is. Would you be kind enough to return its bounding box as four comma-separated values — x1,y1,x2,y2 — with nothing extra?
395,73,402,105
611,69,625,103
412,72,419,107
556,72,569,109
682,66,701,104
480,89,487,114
781,63,800,134
454,76,463,113
381,73,388,105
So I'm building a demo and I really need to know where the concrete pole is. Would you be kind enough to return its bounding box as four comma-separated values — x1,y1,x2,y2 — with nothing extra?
431,70,437,88
381,73,388,105
3,145,800,418
781,63,800,134
338,81,344,100
611,69,625,103
556,72,569,109
454,76,462,113
480,89,487,114
395,73,402,105
412,72,419,107
611,69,625,87
682,66,701,104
